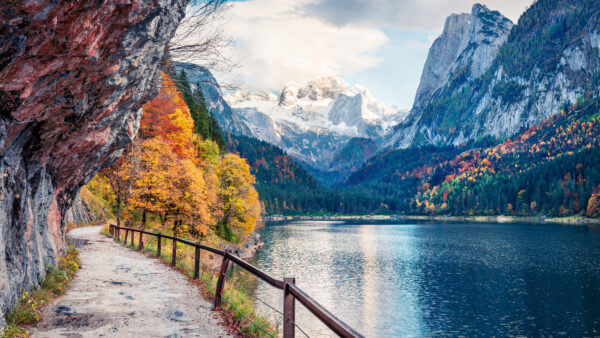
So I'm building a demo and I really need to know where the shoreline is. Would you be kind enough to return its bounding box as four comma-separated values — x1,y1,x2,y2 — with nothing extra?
262,214,600,225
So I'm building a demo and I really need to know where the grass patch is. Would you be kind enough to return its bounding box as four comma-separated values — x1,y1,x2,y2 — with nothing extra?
2,246,80,338
104,227,277,336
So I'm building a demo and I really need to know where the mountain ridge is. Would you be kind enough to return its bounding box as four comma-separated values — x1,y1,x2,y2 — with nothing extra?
390,0,600,149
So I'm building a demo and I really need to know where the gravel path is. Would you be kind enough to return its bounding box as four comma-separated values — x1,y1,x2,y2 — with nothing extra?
30,226,232,337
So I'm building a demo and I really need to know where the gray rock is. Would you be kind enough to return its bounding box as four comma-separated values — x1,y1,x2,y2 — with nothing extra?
0,0,189,326
66,195,99,226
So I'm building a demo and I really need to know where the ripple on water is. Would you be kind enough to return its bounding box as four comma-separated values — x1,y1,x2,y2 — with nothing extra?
246,221,600,337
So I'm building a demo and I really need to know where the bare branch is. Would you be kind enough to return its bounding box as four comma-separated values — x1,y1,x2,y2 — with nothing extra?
164,0,235,74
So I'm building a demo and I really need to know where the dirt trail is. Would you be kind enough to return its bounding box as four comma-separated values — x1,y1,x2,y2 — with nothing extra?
30,226,232,337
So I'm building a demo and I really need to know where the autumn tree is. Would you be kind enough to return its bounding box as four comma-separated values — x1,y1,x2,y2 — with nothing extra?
166,158,211,236
141,72,195,160
587,189,600,217
195,137,223,221
97,140,141,226
128,138,176,228
217,153,261,240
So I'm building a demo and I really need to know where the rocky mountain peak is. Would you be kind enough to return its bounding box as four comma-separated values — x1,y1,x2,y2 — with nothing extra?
391,0,600,150
279,76,348,105
211,76,407,174
412,4,512,110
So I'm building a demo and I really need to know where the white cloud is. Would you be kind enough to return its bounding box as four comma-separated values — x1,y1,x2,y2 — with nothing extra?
303,0,533,31
214,0,388,92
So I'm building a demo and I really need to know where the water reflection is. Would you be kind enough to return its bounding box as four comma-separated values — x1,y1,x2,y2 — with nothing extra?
358,224,379,335
251,221,600,337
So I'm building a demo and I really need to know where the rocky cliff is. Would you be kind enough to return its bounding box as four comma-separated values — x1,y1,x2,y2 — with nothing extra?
412,5,513,111
390,0,600,148
0,0,188,325
411,12,472,111
391,4,513,148
66,195,99,226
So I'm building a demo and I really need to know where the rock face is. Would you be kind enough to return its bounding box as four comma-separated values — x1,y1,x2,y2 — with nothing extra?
392,4,513,148
413,5,513,111
390,1,600,148
412,12,472,111
174,62,253,136
66,195,99,226
0,0,188,325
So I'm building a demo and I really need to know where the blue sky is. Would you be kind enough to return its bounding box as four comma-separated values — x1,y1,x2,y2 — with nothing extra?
345,28,432,108
213,0,533,109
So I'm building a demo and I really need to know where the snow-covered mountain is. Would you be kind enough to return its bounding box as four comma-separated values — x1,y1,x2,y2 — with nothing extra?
224,77,408,173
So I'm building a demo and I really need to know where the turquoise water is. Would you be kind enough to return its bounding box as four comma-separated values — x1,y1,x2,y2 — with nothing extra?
249,220,600,337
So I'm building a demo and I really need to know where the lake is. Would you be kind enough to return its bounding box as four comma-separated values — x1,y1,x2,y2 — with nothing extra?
245,220,600,337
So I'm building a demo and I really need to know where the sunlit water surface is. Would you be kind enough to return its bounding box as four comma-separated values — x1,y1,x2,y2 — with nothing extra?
238,221,600,337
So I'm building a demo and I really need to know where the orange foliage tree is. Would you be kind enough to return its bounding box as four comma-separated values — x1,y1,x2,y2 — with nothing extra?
99,71,260,241
140,72,195,159
128,138,176,227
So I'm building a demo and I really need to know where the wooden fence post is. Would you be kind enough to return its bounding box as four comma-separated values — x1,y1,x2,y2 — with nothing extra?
157,233,162,257
283,277,296,338
214,250,231,309
171,239,177,267
194,244,200,279
138,231,143,251
116,227,120,241
124,229,128,244
130,229,135,246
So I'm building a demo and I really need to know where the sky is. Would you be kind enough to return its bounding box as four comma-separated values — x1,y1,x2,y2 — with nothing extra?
211,0,534,109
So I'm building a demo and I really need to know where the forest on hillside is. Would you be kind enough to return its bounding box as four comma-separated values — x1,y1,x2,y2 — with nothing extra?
349,94,600,217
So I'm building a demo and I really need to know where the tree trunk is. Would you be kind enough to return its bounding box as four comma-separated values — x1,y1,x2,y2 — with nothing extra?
142,209,147,229
116,202,122,227
173,219,181,235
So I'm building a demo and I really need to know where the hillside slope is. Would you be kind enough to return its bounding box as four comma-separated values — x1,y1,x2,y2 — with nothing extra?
390,0,600,148
227,135,320,214
350,93,600,216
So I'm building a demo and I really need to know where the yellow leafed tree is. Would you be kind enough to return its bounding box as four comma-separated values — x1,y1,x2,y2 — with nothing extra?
218,153,261,239
128,138,175,227
167,158,211,237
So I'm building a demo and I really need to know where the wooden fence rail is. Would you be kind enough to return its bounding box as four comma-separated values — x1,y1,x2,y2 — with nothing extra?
108,224,363,338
